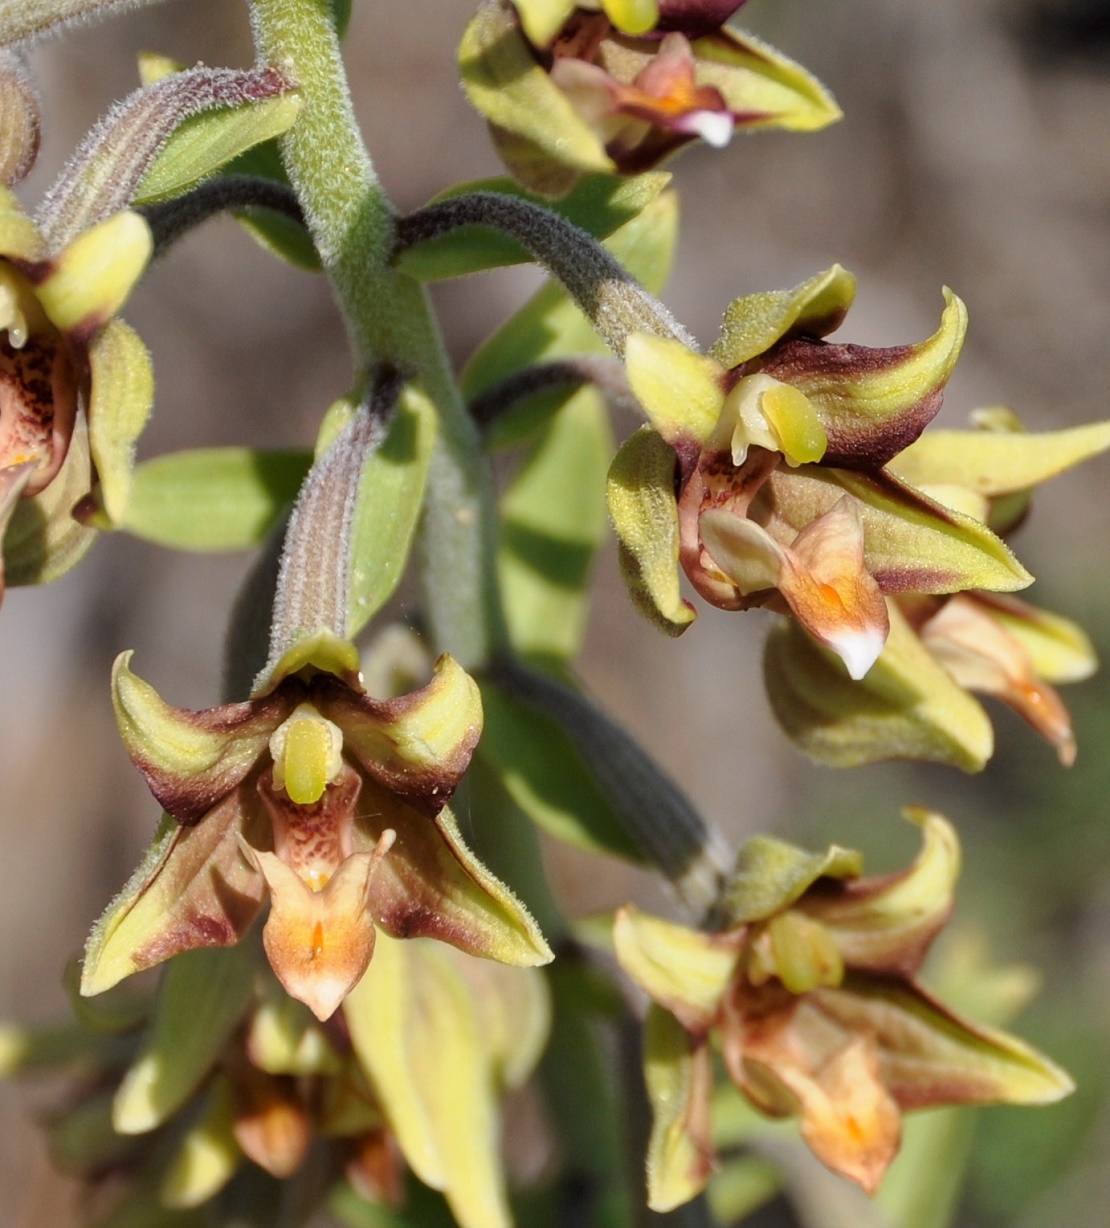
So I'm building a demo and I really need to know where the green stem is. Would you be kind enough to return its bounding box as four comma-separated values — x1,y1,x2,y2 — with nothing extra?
249,0,505,669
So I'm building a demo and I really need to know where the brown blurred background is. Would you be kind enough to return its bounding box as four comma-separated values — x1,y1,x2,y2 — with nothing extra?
3,0,1110,1224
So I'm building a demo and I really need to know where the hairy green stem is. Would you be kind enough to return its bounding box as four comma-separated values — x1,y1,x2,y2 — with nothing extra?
249,0,505,668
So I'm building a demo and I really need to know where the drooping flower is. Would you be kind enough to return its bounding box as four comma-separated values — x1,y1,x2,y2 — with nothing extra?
0,185,152,603
613,811,1073,1209
608,265,1030,684
82,636,552,1021
461,0,839,196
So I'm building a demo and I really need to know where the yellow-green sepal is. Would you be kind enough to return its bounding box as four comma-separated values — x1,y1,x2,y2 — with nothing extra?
111,944,256,1134
107,447,311,549
84,318,153,527
643,1004,715,1212
722,836,862,924
460,1,614,197
625,332,725,447
499,387,613,664
764,599,995,771
36,210,151,337
697,24,842,133
132,91,303,205
396,172,670,281
889,419,1110,497
710,264,857,369
984,596,1097,684
607,426,696,636
613,905,737,1030
512,0,577,46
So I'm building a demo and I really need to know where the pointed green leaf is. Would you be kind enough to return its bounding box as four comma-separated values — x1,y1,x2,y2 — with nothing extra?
345,934,514,1228
346,381,437,637
115,447,310,550
462,189,679,400
85,318,154,527
764,600,995,771
710,265,858,370
607,425,696,635
133,92,303,205
112,943,256,1133
396,172,670,281
499,387,613,664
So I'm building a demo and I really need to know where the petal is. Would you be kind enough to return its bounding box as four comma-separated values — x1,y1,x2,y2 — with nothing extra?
625,331,726,447
250,842,387,1022
85,317,154,528
35,210,152,340
643,1004,716,1212
710,265,858,370
315,654,482,813
921,594,1078,765
701,498,890,680
613,904,739,1031
722,835,862,924
977,592,1097,684
365,795,552,967
111,652,291,822
80,794,269,996
757,289,968,468
230,1067,311,1179
512,0,578,47
796,808,960,976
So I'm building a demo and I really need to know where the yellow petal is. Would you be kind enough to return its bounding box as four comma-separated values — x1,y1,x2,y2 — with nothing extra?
625,331,726,446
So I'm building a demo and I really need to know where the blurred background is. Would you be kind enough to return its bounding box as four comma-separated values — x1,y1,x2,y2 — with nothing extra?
2,0,1110,1223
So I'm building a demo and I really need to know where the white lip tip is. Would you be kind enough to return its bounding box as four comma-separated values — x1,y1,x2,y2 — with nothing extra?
683,109,734,148
830,629,886,680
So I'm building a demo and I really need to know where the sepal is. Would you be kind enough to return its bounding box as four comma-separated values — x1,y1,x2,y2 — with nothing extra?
0,51,40,187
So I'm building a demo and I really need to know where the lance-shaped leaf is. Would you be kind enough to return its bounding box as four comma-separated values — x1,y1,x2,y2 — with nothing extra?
499,386,613,663
614,905,738,1031
888,418,1110,496
460,1,614,198
0,51,40,187
110,447,311,550
345,934,519,1228
808,976,1074,1110
607,425,696,635
710,264,858,370
755,290,968,469
643,1004,716,1212
764,599,995,771
396,172,670,281
112,943,257,1133
768,466,1032,595
37,64,300,246
112,651,290,821
625,331,726,447
462,188,679,399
